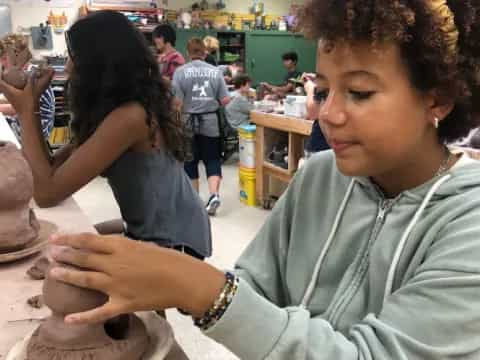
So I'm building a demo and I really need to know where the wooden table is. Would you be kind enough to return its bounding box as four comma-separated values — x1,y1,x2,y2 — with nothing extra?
251,111,313,207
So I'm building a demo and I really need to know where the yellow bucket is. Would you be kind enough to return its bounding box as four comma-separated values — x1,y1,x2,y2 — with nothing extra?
239,167,256,207
238,124,256,169
238,126,256,140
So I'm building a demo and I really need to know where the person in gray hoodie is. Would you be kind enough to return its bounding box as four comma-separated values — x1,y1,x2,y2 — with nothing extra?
48,1,480,359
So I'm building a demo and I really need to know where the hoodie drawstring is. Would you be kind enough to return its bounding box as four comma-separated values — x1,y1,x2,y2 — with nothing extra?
382,174,452,305
301,179,356,308
301,174,452,309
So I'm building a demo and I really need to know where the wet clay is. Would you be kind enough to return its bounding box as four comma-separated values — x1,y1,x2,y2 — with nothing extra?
2,68,28,89
0,142,40,253
27,256,51,280
27,295,44,309
26,264,149,360
2,46,32,89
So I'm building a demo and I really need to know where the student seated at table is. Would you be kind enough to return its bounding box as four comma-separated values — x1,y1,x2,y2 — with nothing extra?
225,74,254,130
260,52,302,99
0,11,211,261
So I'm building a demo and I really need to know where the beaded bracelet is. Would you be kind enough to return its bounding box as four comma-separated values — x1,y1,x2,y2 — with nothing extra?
194,271,239,331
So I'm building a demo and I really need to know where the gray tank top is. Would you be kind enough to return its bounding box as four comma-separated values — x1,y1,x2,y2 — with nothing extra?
103,149,212,257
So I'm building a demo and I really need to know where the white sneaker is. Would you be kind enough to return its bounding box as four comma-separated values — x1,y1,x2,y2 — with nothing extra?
206,194,221,216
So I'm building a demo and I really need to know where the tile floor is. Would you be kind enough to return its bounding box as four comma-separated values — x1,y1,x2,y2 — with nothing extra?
73,157,270,360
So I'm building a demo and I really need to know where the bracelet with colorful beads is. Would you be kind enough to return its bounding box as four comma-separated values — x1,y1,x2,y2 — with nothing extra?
194,271,239,331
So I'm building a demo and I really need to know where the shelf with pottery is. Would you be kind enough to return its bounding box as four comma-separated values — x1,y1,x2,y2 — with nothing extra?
250,110,313,207
86,5,159,13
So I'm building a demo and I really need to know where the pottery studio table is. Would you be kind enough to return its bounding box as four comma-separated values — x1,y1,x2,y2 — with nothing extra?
250,111,313,207
0,114,188,359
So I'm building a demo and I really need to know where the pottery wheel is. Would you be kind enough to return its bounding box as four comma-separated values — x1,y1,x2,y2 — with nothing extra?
6,312,174,360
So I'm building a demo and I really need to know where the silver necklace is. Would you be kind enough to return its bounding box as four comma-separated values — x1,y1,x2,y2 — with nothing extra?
434,147,454,178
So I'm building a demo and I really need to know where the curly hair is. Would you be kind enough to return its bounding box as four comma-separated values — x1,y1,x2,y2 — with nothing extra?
301,0,480,143
66,11,189,161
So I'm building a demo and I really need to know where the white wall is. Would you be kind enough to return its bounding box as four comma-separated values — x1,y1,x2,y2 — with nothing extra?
5,0,304,56
7,0,85,57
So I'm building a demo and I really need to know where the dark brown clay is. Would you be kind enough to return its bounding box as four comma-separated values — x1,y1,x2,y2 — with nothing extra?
27,256,51,280
0,142,40,253
26,264,149,360
2,68,28,89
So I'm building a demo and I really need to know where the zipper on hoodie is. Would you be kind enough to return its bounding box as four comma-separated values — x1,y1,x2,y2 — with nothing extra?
328,198,396,328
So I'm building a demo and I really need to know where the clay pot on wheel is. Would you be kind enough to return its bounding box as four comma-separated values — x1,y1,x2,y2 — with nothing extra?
26,264,149,360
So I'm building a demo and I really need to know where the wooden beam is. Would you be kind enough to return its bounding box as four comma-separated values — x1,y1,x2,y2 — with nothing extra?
255,125,265,203
264,162,291,183
87,5,158,13
251,111,313,136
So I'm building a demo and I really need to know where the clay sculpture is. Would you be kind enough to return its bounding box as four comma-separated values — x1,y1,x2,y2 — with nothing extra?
26,263,150,360
0,142,40,253
1,46,32,89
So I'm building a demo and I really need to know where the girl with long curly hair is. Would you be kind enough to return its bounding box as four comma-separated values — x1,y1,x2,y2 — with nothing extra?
0,11,211,260
48,1,480,358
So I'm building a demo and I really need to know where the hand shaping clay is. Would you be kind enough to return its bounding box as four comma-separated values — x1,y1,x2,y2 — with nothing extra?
1,46,32,89
26,263,149,360
0,142,40,253
2,68,28,89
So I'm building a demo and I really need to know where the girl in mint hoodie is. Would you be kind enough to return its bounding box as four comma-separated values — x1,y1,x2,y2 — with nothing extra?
49,1,480,359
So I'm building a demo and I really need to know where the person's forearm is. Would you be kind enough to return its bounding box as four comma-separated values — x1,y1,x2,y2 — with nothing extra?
274,84,294,97
17,110,56,206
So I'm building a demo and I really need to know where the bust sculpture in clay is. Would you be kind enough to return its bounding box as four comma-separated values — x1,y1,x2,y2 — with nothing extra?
26,263,149,360
1,39,32,89
0,142,40,253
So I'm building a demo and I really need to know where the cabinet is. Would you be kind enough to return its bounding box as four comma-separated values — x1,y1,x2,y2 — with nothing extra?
175,28,213,59
87,6,318,86
168,29,317,85
246,31,317,86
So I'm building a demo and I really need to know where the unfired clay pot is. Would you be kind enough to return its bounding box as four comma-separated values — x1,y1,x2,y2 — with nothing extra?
2,68,28,89
26,263,149,360
0,142,40,253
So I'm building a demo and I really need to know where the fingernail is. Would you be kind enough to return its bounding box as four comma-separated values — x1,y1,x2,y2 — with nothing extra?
46,245,69,261
49,246,62,259
50,267,66,278
49,233,59,242
65,315,77,324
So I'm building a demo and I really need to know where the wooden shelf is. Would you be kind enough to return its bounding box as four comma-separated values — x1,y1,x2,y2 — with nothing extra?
252,111,313,206
137,25,158,33
251,111,313,136
264,161,289,174
263,162,291,183
87,5,158,13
